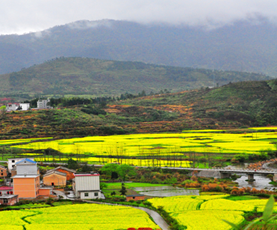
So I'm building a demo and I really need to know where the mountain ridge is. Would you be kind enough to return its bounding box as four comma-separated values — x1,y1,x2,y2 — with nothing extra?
0,57,271,98
1,19,277,75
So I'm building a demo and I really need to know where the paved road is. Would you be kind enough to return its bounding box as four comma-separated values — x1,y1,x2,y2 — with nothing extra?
53,190,70,199
86,200,170,230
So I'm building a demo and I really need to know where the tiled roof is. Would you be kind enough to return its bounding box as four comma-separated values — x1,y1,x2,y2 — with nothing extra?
74,173,100,177
43,171,67,177
48,166,76,173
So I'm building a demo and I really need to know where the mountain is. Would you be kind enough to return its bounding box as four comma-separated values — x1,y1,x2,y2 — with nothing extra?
0,57,270,98
1,20,277,75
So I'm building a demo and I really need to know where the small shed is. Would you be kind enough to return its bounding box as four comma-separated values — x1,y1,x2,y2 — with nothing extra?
126,194,146,201
0,195,18,205
43,171,67,187
39,187,52,196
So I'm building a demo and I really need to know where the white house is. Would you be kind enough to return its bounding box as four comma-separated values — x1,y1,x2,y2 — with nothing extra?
6,103,20,112
8,158,34,173
72,173,101,199
19,103,30,111
6,103,30,112
37,99,52,109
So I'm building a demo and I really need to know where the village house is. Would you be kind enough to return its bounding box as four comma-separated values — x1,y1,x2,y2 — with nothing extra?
47,166,76,181
72,172,101,199
8,158,34,173
37,98,52,109
6,103,30,112
43,171,67,187
0,186,13,195
0,186,18,205
12,159,40,198
126,194,146,201
0,165,7,178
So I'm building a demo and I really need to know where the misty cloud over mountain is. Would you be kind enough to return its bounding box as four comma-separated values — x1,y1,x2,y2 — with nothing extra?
1,0,277,35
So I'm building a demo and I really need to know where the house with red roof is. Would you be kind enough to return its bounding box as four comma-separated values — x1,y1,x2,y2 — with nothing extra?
0,186,18,205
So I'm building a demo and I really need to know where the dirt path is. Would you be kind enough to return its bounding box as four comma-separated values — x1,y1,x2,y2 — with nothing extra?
85,200,170,230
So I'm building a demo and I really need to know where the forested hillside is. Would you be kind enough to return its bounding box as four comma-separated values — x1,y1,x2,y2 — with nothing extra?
1,20,277,75
0,57,270,98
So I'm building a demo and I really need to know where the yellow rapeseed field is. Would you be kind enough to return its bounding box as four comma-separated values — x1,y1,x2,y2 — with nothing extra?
148,195,277,230
13,131,277,156
0,203,160,230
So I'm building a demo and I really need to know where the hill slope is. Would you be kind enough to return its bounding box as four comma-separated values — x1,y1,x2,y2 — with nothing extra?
0,57,270,97
1,20,277,75
1,79,277,139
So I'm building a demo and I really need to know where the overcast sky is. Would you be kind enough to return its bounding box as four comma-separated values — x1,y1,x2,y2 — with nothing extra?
1,0,277,35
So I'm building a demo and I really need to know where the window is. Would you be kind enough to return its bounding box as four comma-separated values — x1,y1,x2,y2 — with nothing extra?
94,192,98,197
84,193,89,197
3,199,8,204
1,173,3,176
12,165,15,168
0,192,2,196
12,160,15,163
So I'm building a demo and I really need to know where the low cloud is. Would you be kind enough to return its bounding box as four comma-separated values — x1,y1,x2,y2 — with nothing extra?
1,0,277,35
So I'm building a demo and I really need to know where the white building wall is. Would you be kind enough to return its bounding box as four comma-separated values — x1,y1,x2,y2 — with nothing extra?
17,164,38,175
75,176,100,191
8,158,35,173
19,103,30,111
80,191,101,199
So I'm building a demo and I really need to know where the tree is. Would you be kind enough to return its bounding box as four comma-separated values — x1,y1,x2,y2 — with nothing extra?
100,163,119,179
0,105,6,118
117,164,137,182
119,183,127,196
67,158,78,169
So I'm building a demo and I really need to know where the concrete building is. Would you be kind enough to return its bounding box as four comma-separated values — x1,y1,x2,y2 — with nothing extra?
8,158,34,173
43,171,67,187
0,186,13,195
37,98,52,109
12,159,40,198
6,103,30,111
19,103,30,111
6,103,20,112
72,173,101,199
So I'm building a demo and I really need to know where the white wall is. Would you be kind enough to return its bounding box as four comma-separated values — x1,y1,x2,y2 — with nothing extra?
19,103,30,111
80,191,101,199
75,176,100,191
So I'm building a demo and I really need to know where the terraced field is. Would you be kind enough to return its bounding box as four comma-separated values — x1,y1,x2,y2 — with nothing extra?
148,195,277,230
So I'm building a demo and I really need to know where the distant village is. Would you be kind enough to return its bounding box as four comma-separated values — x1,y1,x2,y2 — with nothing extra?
4,98,53,112
0,158,101,205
